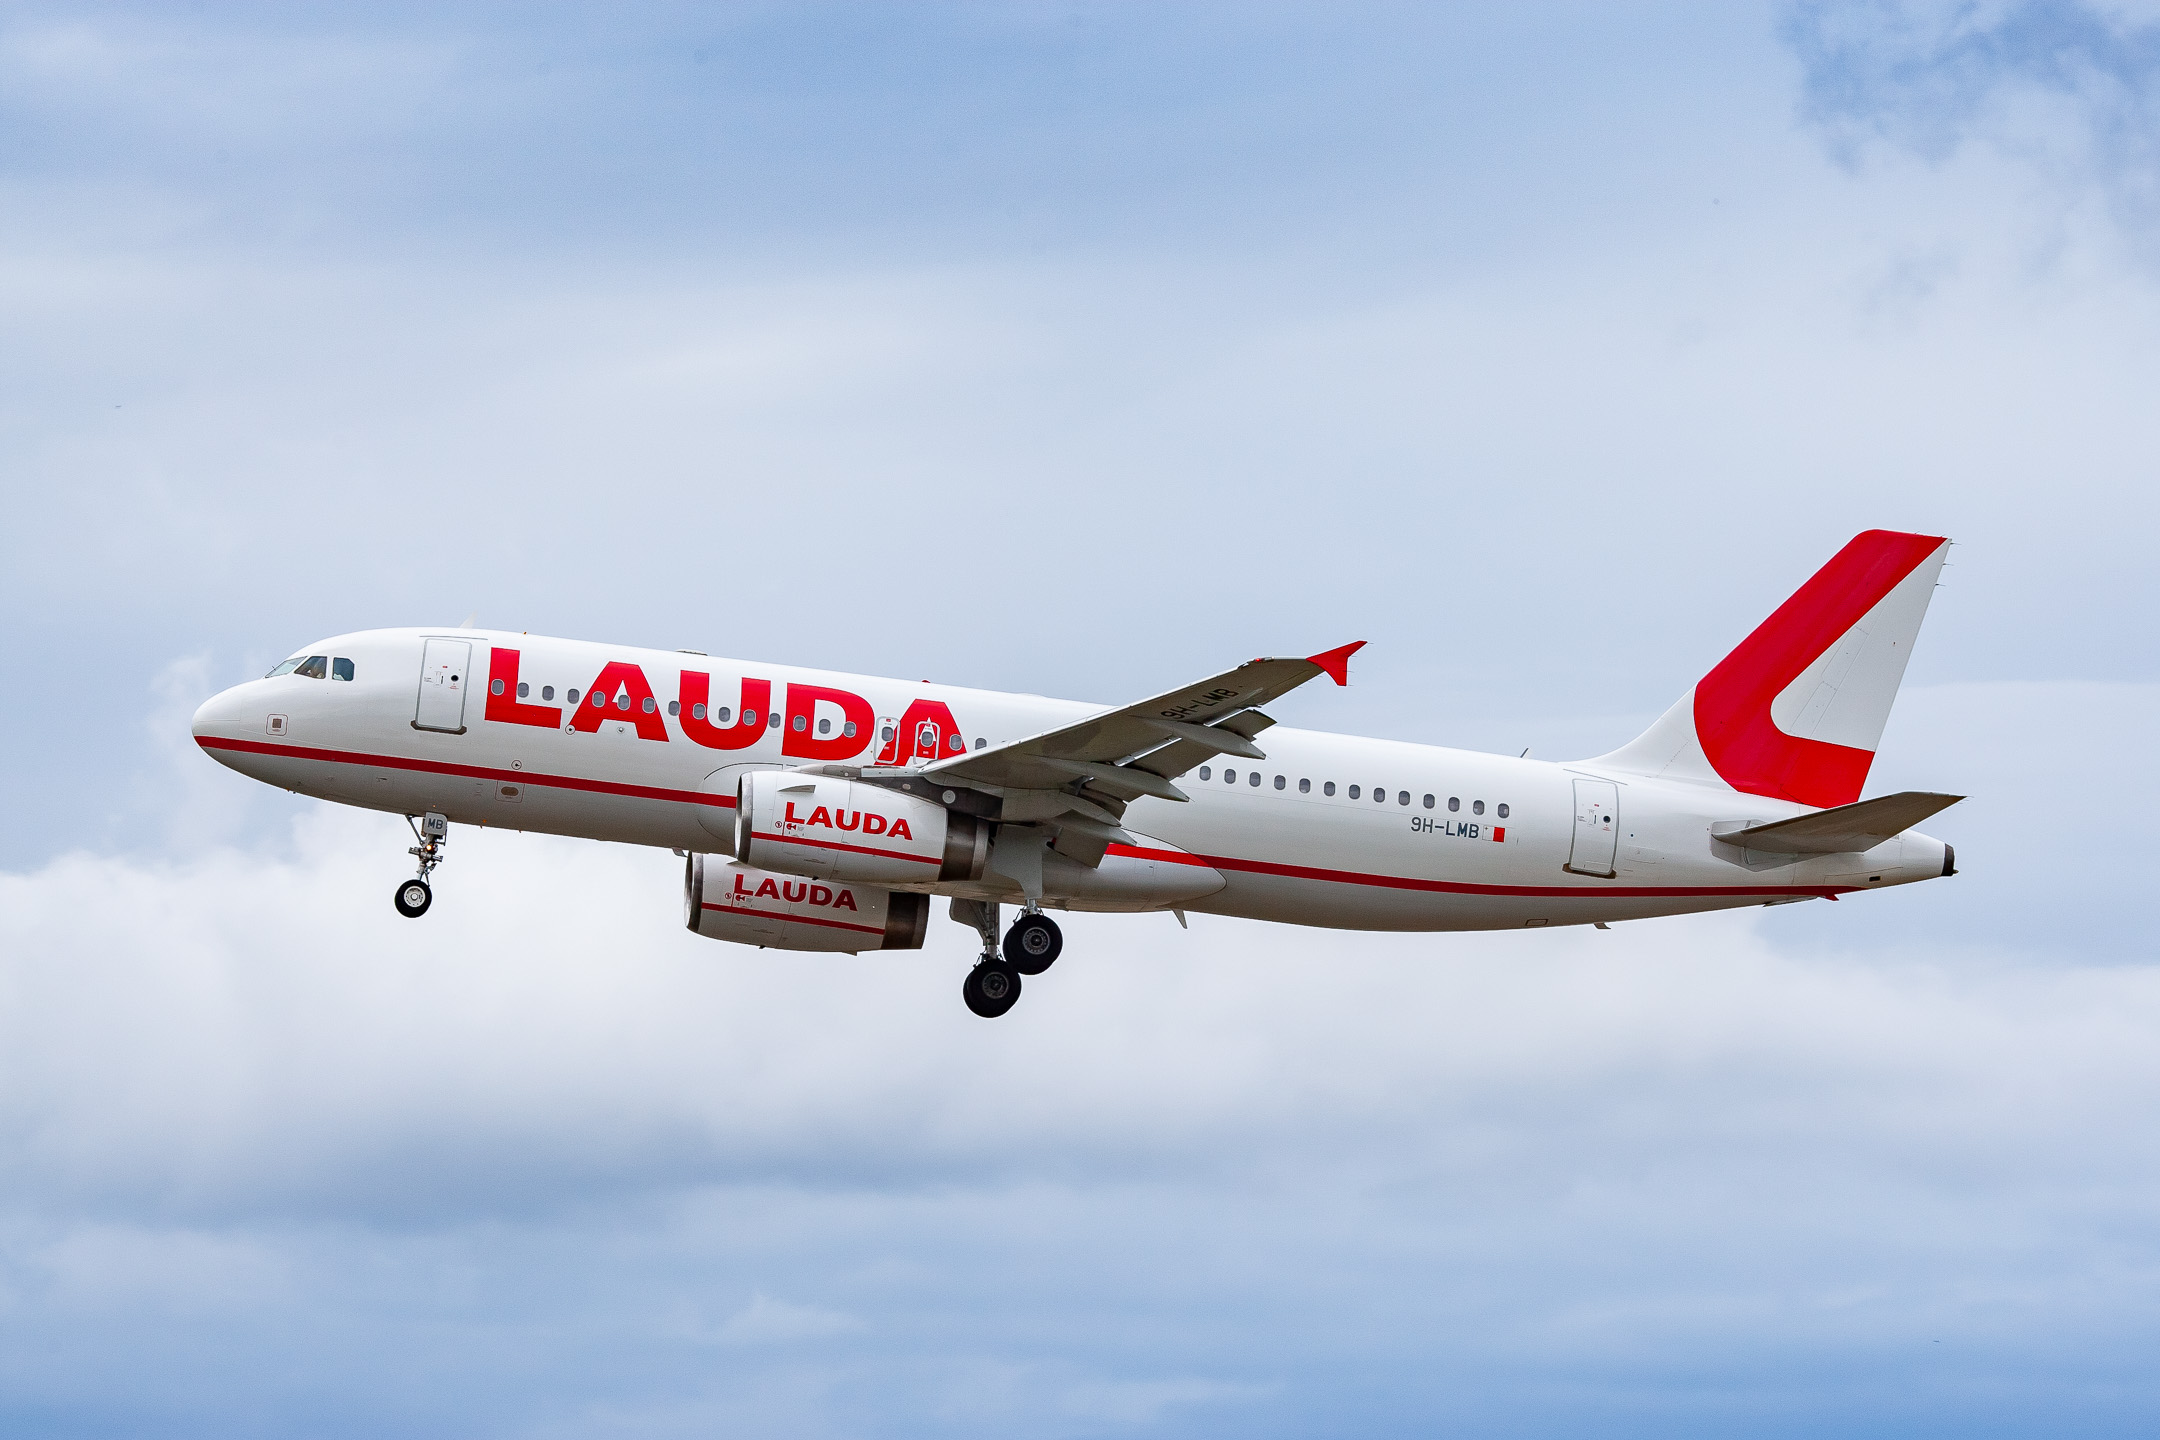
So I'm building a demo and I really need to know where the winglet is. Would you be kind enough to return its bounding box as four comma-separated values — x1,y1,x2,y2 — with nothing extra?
1306,641,1366,686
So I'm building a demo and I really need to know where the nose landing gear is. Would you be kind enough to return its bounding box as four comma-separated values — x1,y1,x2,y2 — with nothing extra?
395,812,449,919
394,878,432,918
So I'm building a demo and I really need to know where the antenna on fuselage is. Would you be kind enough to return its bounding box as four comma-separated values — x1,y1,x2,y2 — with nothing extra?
458,611,478,629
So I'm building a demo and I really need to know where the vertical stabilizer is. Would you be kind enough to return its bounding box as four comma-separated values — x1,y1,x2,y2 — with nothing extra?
1589,530,1949,809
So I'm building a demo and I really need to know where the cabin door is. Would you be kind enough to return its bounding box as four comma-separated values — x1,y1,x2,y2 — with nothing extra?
414,639,472,734
1565,778,1619,878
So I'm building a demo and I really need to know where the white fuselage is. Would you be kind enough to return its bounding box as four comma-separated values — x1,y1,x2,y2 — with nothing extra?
191,628,1951,931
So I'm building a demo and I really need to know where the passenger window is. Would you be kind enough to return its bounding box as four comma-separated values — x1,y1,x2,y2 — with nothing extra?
1348,785,1361,799
1472,800,1485,815
516,682,529,698
1449,797,1460,812
614,692,630,710
844,722,857,738
642,696,657,713
265,657,304,678
1497,803,1509,819
1324,782,1336,796
792,714,805,731
880,726,894,742
490,679,505,696
1249,771,1260,786
294,655,329,679
668,700,680,717
1374,787,1386,803
692,703,706,720
566,689,579,704
1398,791,1410,805
1199,766,1212,781
1298,778,1311,793
817,717,831,735
1423,794,1434,809
542,686,555,701
975,737,985,750
1224,769,1238,784
595,692,609,709
1274,775,1285,789
332,658,354,682
950,735,964,751
739,709,754,726
768,712,780,728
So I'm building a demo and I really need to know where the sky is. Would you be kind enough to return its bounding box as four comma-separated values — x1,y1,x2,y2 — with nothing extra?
2,1,2158,1434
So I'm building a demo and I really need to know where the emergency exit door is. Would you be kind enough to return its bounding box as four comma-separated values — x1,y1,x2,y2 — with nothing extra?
414,638,471,733
1565,778,1619,878
909,717,945,763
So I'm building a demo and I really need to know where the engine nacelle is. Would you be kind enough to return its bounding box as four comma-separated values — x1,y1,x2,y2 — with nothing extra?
684,855,929,953
736,771,989,886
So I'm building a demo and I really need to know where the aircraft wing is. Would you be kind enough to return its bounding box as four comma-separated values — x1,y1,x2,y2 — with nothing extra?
1717,791,1964,855
872,641,1365,807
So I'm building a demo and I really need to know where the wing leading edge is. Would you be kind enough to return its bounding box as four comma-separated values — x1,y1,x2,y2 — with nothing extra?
841,643,1361,892
890,641,1365,800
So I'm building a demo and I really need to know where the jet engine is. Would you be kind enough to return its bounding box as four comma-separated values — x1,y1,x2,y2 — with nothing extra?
684,854,929,953
735,771,989,885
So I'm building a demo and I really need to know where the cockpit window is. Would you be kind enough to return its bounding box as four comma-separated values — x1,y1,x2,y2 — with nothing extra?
331,657,354,682
293,655,330,679
265,657,304,678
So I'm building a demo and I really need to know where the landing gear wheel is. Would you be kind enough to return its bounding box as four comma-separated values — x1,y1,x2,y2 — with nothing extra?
394,878,433,918
1003,913,1062,975
963,961,1022,1018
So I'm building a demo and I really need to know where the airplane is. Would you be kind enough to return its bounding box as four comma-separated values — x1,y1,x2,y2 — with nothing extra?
191,529,1960,1018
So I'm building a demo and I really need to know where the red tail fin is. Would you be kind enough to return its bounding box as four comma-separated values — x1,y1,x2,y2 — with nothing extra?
1593,530,1950,808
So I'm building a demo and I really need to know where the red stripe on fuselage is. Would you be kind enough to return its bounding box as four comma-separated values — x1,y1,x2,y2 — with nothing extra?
194,735,736,809
196,738,1848,903
1102,842,1852,901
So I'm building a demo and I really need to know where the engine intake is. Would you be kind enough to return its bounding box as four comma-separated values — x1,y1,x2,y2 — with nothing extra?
736,771,989,885
684,854,929,952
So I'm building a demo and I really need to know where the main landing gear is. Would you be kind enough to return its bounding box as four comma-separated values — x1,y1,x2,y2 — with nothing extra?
962,958,1020,1019
1004,913,1062,974
951,900,1063,1018
395,812,449,919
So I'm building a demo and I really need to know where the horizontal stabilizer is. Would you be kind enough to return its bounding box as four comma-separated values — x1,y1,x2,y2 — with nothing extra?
1716,791,1963,855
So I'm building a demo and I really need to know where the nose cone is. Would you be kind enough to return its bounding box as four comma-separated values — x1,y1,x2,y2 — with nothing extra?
193,688,232,742
191,683,258,763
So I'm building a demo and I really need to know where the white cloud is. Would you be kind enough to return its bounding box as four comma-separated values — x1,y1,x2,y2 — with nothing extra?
1,751,2156,1383
4,4,2159,1430
8,666,2158,1228
1788,0,2160,264
0,16,462,145
712,1292,863,1345
1053,1377,1273,1426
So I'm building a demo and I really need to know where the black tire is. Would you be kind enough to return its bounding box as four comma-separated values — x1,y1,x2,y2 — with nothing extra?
1003,913,1062,975
394,878,432,918
962,961,1022,1018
